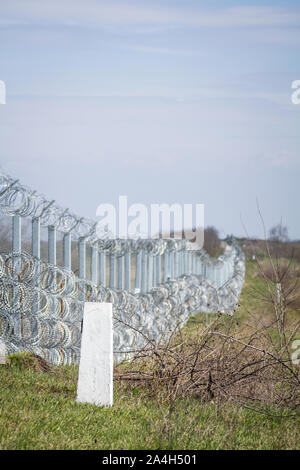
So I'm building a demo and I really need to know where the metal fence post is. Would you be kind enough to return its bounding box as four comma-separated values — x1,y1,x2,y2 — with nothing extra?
141,249,147,293
12,215,21,338
117,255,124,290
170,251,175,279
91,246,98,285
48,226,56,265
125,251,131,292
148,254,153,291
163,250,169,282
184,251,188,275
152,255,157,288
192,253,196,275
109,253,116,288
32,218,40,318
12,215,21,252
78,238,86,279
156,254,161,285
99,251,106,287
63,233,71,270
197,255,200,275
175,251,180,278
135,251,142,293
179,251,183,276
32,218,40,258
78,238,86,301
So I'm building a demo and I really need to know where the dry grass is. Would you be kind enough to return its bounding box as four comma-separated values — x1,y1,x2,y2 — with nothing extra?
7,352,54,374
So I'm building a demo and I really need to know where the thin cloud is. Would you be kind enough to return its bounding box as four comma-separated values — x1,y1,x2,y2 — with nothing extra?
244,28,300,46
0,1,300,30
123,45,203,56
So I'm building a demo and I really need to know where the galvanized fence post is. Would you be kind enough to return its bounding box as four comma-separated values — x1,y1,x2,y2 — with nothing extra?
135,251,142,293
32,218,40,258
117,254,124,290
156,254,161,286
12,215,22,338
148,254,153,291
141,249,147,293
125,251,131,292
63,233,71,270
99,251,106,287
78,237,86,300
48,226,56,265
109,253,116,289
164,250,169,282
91,246,98,285
32,217,41,318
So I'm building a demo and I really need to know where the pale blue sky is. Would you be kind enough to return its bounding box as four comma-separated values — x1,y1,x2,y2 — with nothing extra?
0,0,299,239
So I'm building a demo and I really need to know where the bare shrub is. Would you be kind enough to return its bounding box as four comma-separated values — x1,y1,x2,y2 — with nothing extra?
254,258,300,311
115,314,300,413
113,233,300,447
115,236,300,417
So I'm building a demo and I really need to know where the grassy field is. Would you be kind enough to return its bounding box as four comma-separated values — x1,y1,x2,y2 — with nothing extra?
0,259,299,450
0,362,299,450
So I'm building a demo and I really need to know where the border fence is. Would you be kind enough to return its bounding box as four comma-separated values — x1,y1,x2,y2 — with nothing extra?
0,171,245,364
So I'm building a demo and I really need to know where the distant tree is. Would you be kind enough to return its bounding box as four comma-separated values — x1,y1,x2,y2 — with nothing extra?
203,226,221,258
269,224,289,243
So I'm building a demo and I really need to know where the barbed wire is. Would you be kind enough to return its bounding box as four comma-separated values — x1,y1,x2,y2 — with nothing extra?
0,170,245,364
0,171,237,259
0,240,245,364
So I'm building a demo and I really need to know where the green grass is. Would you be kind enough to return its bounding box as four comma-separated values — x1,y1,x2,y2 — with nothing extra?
0,258,299,450
0,362,299,450
184,260,272,336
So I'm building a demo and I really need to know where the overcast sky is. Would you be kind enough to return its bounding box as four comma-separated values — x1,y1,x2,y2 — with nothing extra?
0,0,299,239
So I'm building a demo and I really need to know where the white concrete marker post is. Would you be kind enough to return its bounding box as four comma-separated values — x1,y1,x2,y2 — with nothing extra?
76,302,113,407
0,339,7,364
